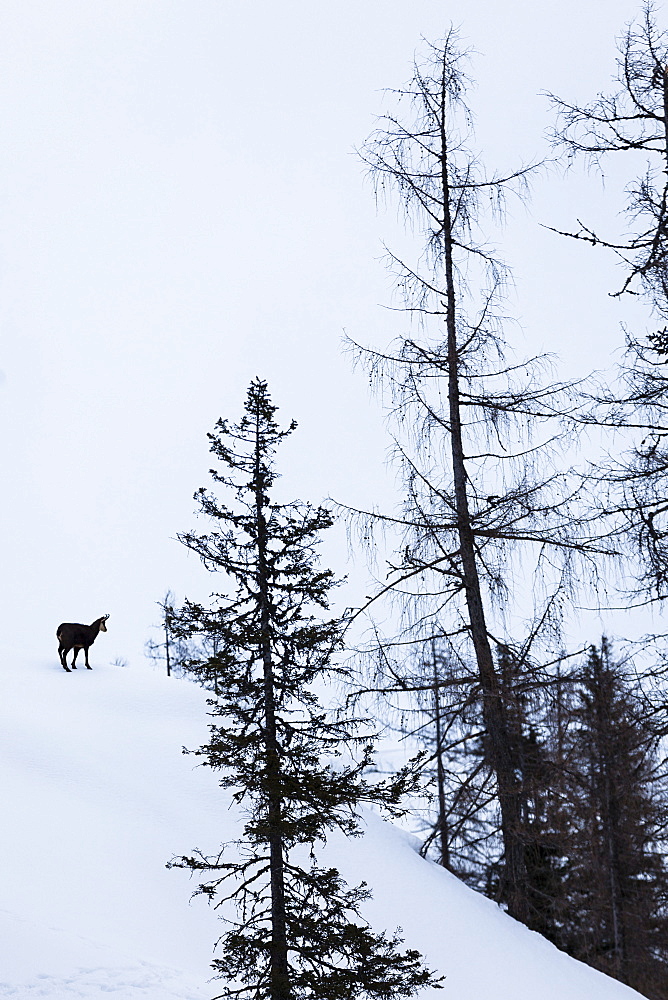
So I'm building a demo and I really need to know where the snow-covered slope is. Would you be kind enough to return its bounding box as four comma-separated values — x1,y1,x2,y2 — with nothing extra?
0,654,648,999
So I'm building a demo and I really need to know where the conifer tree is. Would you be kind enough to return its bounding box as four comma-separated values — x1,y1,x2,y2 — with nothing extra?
344,30,607,924
548,27,668,952
549,2,668,318
145,591,194,678
549,3,668,605
170,380,442,1000
560,641,668,997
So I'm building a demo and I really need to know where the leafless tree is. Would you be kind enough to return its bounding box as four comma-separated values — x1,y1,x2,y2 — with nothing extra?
340,31,612,923
549,4,668,608
549,1,668,316
145,590,201,679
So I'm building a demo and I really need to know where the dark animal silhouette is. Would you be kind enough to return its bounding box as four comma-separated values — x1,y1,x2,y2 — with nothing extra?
57,615,109,672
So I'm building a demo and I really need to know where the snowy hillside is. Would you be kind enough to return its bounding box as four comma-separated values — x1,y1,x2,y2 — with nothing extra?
0,653,649,1000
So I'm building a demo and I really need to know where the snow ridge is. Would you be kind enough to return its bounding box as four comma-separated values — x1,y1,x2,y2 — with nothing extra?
0,656,647,999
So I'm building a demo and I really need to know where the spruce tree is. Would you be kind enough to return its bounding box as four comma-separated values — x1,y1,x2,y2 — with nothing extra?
170,379,442,1000
560,641,668,997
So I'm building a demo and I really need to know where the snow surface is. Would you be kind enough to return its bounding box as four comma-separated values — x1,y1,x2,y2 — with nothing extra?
0,651,649,999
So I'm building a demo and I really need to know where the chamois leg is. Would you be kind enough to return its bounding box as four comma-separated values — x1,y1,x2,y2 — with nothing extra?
84,648,92,669
59,647,71,672
71,647,79,669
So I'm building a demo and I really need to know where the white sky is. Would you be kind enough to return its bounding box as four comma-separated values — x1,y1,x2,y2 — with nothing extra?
0,0,653,665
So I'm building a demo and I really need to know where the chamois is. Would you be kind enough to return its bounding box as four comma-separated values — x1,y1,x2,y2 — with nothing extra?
57,615,109,672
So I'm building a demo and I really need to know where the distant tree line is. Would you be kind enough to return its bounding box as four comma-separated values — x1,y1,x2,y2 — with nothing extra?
386,637,668,999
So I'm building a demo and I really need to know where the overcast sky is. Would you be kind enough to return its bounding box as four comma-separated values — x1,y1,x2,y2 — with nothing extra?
0,0,653,665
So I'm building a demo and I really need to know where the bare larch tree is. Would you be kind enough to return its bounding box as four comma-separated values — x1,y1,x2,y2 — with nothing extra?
549,3,668,605
343,32,610,924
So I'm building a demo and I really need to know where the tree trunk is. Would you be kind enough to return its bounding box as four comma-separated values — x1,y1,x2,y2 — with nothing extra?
438,76,528,922
255,420,291,1000
164,616,171,677
432,642,450,869
592,653,627,978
